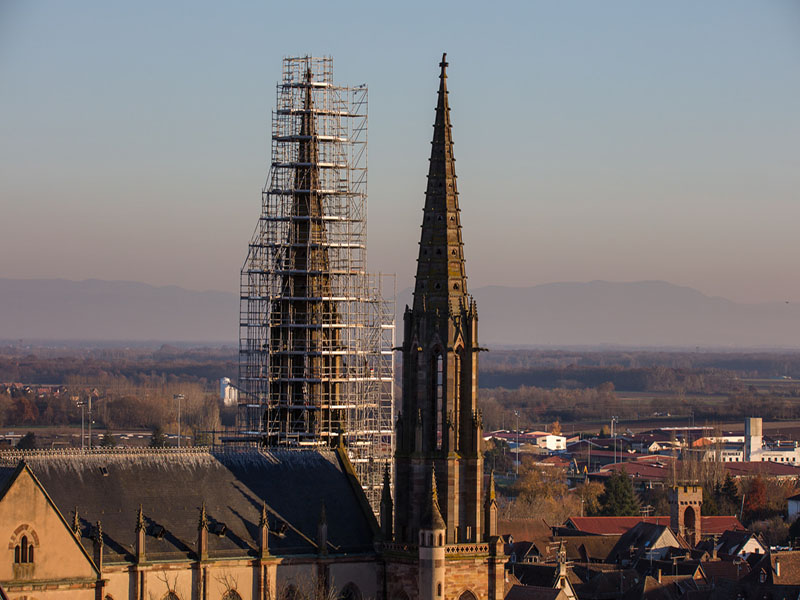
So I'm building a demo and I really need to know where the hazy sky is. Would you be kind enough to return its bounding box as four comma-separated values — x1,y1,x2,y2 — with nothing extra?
1,1,798,304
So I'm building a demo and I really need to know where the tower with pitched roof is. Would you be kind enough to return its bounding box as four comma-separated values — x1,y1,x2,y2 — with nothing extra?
393,53,484,546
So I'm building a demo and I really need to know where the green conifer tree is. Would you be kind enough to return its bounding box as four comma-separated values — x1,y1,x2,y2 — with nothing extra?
100,430,116,447
721,474,739,505
16,431,37,450
149,426,167,448
598,469,640,516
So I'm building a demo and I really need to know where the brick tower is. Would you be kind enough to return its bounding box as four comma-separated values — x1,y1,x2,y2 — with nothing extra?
394,53,484,546
669,484,702,547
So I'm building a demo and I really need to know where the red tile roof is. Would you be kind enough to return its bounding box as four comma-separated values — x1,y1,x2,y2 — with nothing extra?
564,516,744,536
724,461,800,478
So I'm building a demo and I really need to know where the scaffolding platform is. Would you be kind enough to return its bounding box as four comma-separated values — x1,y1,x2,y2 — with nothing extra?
238,56,394,513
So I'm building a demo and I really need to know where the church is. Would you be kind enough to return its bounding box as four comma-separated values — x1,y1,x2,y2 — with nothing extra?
0,55,503,600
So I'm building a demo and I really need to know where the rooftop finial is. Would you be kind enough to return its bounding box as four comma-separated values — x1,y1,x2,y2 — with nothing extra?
136,504,144,531
259,503,268,529
198,502,209,531
440,52,448,75
489,470,496,502
381,463,393,505
430,464,439,506
72,506,80,535
421,464,446,531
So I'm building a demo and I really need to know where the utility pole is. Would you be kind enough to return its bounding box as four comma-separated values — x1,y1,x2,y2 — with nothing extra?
174,394,185,448
611,416,619,465
75,398,86,451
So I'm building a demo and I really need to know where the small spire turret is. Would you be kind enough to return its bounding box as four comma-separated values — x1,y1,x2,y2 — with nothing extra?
259,503,269,558
380,464,393,541
198,502,209,531
421,466,445,531
93,520,104,572
484,471,498,540
197,502,209,561
135,504,146,564
72,506,80,535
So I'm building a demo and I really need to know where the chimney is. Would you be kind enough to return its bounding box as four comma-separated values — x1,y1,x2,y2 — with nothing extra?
775,558,781,578
656,568,661,583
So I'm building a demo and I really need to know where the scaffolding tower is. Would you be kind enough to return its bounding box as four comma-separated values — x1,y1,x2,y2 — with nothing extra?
238,56,394,512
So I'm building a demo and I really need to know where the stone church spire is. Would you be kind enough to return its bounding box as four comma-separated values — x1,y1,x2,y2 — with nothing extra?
395,55,484,546
413,53,468,313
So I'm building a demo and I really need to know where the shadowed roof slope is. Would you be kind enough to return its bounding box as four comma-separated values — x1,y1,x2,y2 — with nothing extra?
2,448,376,562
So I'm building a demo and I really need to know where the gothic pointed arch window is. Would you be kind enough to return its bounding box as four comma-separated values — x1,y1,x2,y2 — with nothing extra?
433,352,444,449
11,526,38,565
458,591,478,600
453,345,464,449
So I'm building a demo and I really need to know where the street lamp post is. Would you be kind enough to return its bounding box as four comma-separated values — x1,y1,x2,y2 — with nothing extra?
76,399,86,451
87,396,93,450
174,394,185,448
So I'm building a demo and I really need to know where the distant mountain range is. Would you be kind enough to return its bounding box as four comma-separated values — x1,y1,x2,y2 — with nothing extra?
1,278,798,347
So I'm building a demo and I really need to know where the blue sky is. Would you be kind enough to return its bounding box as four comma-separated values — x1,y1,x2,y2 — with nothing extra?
1,1,798,303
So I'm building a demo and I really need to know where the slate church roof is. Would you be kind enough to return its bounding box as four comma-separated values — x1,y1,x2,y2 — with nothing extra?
1,448,377,563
